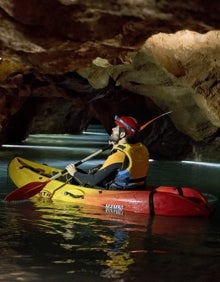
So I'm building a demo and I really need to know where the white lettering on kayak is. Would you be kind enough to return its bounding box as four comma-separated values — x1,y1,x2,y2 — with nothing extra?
104,204,124,214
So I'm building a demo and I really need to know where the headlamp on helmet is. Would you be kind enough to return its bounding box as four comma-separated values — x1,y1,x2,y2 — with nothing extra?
114,115,139,137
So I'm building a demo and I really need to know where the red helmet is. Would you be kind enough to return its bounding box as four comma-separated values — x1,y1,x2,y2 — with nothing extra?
114,115,139,136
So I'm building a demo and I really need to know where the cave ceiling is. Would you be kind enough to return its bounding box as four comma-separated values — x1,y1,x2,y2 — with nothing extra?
0,0,220,160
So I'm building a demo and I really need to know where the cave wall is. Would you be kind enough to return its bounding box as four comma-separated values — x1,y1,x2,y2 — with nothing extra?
0,0,220,160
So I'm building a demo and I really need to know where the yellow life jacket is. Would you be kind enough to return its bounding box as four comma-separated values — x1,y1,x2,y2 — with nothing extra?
113,142,149,188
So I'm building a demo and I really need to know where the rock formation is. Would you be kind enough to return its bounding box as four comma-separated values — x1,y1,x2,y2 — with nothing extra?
0,0,219,160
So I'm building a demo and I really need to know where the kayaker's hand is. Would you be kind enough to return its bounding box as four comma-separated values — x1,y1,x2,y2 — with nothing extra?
66,163,77,176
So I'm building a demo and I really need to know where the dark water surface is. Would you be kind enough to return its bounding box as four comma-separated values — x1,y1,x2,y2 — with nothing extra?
0,127,220,282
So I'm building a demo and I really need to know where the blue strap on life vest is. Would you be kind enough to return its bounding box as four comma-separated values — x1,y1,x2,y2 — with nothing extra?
114,170,146,189
114,170,131,188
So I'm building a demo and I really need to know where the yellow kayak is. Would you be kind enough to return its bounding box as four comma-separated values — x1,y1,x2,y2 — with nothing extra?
7,156,212,217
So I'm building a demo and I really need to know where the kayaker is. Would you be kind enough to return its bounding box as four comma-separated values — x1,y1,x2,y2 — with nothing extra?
65,115,150,189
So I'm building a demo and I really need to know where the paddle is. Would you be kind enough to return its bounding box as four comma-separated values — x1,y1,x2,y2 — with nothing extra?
139,111,172,131
4,145,112,201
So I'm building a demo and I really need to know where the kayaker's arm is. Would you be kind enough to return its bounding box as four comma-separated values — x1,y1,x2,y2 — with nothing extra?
70,162,122,187
66,148,126,188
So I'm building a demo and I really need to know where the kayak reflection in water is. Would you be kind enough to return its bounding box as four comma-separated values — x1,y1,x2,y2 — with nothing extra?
65,115,149,190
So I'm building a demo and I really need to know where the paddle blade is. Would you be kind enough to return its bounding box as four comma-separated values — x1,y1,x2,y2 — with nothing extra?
4,180,49,201
140,111,172,131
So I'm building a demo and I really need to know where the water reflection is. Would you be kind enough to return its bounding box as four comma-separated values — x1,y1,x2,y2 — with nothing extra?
1,198,214,280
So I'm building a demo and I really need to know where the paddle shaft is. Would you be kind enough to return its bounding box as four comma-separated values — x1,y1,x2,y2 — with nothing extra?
50,144,112,180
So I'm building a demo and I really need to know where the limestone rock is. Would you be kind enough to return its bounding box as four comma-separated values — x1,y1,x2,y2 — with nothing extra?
0,0,219,160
